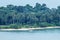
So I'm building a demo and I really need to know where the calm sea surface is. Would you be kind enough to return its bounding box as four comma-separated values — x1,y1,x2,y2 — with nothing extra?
0,28,60,40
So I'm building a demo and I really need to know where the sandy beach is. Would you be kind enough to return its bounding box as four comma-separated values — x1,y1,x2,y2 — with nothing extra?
0,26,60,31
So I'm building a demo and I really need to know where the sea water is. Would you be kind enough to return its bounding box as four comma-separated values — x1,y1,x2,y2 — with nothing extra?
0,28,60,40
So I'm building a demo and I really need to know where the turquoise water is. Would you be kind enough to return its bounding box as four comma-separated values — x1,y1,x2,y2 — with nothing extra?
0,28,60,40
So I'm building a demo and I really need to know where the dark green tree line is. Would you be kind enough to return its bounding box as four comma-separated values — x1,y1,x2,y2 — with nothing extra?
0,3,60,28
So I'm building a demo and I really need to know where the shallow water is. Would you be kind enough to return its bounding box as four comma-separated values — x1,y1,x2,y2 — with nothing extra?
0,28,60,40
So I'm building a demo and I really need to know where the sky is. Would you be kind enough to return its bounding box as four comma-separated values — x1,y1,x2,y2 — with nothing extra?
0,0,60,8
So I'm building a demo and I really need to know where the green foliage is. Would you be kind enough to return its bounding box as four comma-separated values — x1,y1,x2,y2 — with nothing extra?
0,3,60,29
10,24,18,29
0,25,10,29
39,22,56,27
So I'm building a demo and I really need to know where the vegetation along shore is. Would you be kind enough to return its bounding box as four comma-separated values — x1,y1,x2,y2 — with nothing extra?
0,3,60,29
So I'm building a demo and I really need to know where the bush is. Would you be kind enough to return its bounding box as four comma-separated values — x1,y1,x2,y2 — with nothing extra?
10,24,18,29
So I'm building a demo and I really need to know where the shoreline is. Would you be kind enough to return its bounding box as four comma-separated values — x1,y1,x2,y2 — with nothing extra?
0,27,60,31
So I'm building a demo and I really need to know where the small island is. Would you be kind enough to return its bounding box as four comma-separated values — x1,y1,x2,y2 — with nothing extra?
0,3,60,31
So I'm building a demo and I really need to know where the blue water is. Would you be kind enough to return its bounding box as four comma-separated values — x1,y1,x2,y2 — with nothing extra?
0,28,60,40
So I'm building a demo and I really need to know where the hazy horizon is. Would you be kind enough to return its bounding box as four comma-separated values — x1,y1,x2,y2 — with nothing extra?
0,0,60,8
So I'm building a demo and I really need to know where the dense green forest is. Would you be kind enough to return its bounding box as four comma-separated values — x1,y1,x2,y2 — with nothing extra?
0,3,60,29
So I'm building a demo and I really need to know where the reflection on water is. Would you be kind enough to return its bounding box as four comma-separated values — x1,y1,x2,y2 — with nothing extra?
0,28,60,40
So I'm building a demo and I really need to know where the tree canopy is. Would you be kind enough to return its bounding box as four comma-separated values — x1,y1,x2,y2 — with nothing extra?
0,3,60,28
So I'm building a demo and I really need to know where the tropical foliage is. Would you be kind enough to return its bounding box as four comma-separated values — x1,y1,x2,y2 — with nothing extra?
0,3,60,28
